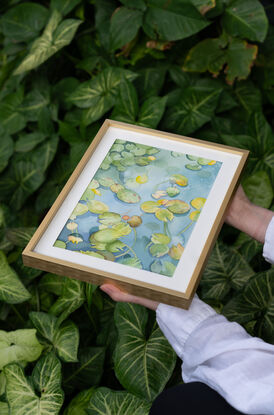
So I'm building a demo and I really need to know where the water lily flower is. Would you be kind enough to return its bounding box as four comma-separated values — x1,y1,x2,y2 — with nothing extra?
148,156,156,161
68,233,83,244
136,174,148,184
152,190,167,199
169,243,184,260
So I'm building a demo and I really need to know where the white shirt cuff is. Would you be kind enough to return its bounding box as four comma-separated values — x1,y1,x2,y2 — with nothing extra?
156,294,216,359
263,216,274,264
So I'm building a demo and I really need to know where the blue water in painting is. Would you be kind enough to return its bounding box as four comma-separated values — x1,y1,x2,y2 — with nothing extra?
55,140,222,277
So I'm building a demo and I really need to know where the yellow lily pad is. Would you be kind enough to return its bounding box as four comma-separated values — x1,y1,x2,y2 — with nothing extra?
155,208,174,222
191,197,206,210
170,174,188,186
110,183,124,193
136,174,148,184
165,200,190,214
168,243,184,260
141,201,160,213
70,203,88,219
116,188,141,203
87,200,109,214
189,210,200,221
151,233,171,244
208,160,216,165
112,222,132,238
198,157,211,165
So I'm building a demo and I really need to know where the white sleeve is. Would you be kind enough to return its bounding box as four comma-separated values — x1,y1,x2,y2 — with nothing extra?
263,216,274,264
156,218,274,414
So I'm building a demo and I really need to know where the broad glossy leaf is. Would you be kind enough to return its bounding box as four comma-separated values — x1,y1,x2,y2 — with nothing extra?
63,387,95,415
234,81,262,113
191,0,216,15
21,89,50,122
163,85,222,134
243,171,273,208
0,329,43,369
1,2,49,41
0,135,13,173
63,347,105,389
223,269,274,343
0,91,26,135
49,277,86,324
138,96,167,129
248,112,273,157
0,161,45,210
14,11,82,75
87,387,151,415
15,132,47,153
112,79,138,123
234,232,262,263
39,273,66,296
31,136,59,172
135,66,166,100
225,39,257,83
120,0,147,11
110,7,143,50
114,303,176,401
143,0,210,41
223,0,268,42
29,311,79,362
200,241,254,301
4,352,64,415
51,0,82,15
0,251,31,304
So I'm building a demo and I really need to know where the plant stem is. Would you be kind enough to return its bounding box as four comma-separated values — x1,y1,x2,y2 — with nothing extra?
115,249,130,258
145,241,153,249
132,228,137,247
123,243,137,258
177,221,193,235
11,305,25,325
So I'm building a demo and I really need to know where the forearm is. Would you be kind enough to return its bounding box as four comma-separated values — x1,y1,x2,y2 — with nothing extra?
225,187,274,244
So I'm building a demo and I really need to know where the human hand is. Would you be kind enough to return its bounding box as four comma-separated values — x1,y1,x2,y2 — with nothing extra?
100,284,159,311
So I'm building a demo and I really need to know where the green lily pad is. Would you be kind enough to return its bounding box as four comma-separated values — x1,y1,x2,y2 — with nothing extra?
132,147,146,156
106,240,125,253
110,152,122,161
150,244,169,257
186,155,199,161
165,200,190,214
80,251,105,259
150,259,163,273
111,144,124,152
155,208,174,222
115,139,125,144
70,203,89,219
125,143,136,151
54,240,66,249
112,222,132,238
170,174,188,186
98,212,121,226
146,147,160,155
162,261,176,277
166,186,180,197
171,152,182,157
87,200,109,214
135,157,149,166
110,183,124,193
92,229,118,244
100,161,111,170
197,157,211,165
185,163,202,170
117,257,142,269
141,201,160,213
151,233,171,245
191,197,206,210
116,188,141,203
80,188,95,202
89,179,99,189
125,178,140,189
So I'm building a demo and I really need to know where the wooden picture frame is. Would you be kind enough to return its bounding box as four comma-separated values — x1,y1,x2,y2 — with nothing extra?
22,119,249,309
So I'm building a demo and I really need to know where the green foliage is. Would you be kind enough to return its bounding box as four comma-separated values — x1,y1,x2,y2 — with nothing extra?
0,0,273,412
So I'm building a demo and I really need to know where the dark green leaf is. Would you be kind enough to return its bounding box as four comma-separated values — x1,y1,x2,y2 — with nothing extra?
233,81,262,113
200,241,254,301
21,89,50,122
1,2,49,42
243,171,273,208
135,66,166,100
63,388,95,415
0,135,13,173
114,302,176,401
138,96,167,128
143,0,210,41
15,132,47,152
110,7,143,50
120,0,147,11
51,0,82,16
112,78,139,122
6,227,36,247
32,136,59,173
0,90,26,135
225,38,257,84
223,0,268,43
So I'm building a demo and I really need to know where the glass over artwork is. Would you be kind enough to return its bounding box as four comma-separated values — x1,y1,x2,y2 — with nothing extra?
54,139,222,277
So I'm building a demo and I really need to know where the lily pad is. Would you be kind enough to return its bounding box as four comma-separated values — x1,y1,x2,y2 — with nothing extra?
112,144,124,152
162,261,176,277
116,188,140,204
112,222,132,238
185,163,202,170
70,203,88,219
171,152,182,157
186,155,198,161
98,212,121,226
110,183,124,193
106,240,125,253
168,243,184,260
100,251,115,261
150,243,169,258
110,152,122,161
197,157,211,165
141,201,160,213
191,197,206,210
89,179,99,189
151,233,170,245
80,251,104,259
155,208,174,222
165,200,190,214
146,147,160,155
125,178,139,189
97,177,115,187
150,259,163,273
170,174,188,186
166,186,180,197
92,229,118,244
189,210,200,221
117,257,142,269
87,200,109,214
80,188,95,202
132,147,146,156
135,157,149,166
125,143,136,151
54,240,66,249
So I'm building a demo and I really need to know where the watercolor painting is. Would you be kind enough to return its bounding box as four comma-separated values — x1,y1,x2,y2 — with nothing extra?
53,139,222,277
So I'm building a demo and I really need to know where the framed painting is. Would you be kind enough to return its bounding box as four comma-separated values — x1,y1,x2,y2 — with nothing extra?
22,119,249,309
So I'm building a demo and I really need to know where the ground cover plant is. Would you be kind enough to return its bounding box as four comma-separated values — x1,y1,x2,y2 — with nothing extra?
0,0,273,413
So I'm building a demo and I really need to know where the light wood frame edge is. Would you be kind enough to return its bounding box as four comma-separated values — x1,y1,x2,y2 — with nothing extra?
22,119,249,309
